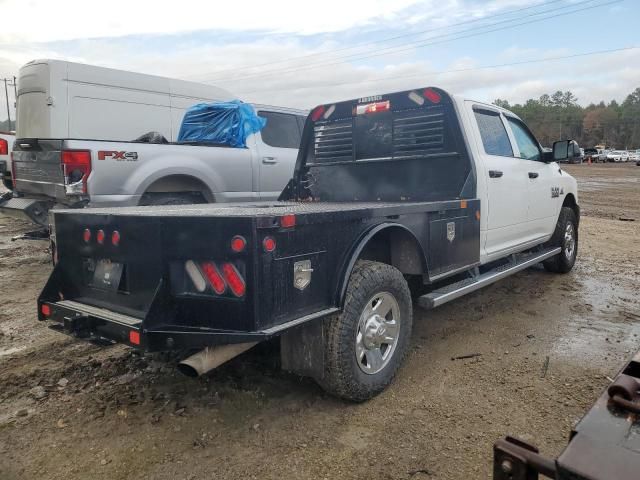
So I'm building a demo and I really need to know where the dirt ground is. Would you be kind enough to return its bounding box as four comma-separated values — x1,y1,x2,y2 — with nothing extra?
0,163,638,479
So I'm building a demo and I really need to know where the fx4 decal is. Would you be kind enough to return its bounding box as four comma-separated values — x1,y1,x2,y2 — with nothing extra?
551,186,564,198
98,151,139,161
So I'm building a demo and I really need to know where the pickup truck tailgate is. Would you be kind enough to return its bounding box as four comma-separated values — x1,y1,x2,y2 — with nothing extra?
12,139,66,199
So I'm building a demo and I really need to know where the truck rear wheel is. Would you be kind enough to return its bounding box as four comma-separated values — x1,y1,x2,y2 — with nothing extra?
543,207,578,273
318,260,412,402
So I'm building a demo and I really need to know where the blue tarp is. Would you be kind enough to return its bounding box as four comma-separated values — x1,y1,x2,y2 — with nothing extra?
177,100,266,148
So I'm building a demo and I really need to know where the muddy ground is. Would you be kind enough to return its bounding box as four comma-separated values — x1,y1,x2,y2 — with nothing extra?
0,163,638,479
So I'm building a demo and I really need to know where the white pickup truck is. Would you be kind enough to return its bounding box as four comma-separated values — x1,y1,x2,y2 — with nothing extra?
1,59,306,225
39,87,580,401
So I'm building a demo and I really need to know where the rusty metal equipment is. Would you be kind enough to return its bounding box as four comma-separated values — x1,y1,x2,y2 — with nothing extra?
494,349,640,480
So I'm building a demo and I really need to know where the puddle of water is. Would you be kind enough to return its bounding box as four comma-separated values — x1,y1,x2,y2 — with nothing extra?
551,273,640,361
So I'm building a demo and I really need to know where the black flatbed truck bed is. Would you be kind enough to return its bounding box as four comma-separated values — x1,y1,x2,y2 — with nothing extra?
38,86,573,401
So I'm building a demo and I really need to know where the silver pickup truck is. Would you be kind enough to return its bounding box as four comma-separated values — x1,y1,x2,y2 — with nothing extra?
2,106,306,225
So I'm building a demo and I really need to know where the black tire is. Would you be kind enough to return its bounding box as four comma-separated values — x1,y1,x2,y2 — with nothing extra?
543,207,578,273
317,260,412,402
2,177,12,191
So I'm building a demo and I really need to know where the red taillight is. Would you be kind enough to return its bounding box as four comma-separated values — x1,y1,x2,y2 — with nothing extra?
111,230,121,247
41,304,51,317
129,330,140,345
423,88,441,104
280,214,296,228
61,150,91,194
0,138,7,155
311,105,325,121
356,100,391,116
263,236,276,252
222,263,246,297
201,261,226,294
83,228,91,243
96,229,105,244
230,235,246,253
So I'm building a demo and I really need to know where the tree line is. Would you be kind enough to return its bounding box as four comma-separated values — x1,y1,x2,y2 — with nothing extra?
494,87,640,149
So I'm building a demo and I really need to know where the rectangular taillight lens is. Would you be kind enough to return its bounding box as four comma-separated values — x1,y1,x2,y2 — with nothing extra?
0,138,7,155
61,150,91,194
177,260,246,298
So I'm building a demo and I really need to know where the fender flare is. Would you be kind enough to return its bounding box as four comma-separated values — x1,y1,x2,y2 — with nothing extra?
335,222,428,307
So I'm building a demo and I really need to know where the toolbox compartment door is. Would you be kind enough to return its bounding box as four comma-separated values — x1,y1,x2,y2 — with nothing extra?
269,251,329,325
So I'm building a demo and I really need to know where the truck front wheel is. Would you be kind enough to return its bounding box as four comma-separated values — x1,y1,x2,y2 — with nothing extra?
318,260,412,402
543,207,578,273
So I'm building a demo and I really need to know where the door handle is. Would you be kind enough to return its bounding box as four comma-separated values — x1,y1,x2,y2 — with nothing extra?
262,156,278,164
489,170,503,178
528,172,539,179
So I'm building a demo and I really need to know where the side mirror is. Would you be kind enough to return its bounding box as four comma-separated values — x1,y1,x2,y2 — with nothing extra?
552,140,570,162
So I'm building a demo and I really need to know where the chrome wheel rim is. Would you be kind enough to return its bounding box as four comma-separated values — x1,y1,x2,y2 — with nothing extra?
355,292,401,375
564,223,576,261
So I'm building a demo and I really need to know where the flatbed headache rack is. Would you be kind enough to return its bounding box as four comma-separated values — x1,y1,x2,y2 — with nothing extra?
494,347,640,479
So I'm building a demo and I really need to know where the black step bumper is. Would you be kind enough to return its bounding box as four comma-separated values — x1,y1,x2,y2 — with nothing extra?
0,192,53,226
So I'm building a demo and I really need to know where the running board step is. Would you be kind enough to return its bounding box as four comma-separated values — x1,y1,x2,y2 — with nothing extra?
418,247,561,309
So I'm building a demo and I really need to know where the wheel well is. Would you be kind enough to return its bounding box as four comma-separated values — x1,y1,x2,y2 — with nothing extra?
143,175,213,202
562,193,579,224
357,226,425,276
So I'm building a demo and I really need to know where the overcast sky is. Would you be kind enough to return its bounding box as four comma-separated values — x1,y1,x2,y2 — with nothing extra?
0,0,638,120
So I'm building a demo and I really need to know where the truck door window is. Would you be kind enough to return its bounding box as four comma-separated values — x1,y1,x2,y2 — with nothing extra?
258,111,302,149
474,110,513,157
506,117,541,161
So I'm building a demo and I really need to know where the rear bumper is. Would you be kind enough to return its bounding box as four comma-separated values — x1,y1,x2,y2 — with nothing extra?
39,298,272,352
38,300,338,352
0,193,53,225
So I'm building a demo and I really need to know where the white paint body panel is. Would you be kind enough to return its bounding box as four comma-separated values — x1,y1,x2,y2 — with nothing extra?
451,96,578,266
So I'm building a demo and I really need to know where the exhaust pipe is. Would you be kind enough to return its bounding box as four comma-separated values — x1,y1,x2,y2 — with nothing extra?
177,342,258,377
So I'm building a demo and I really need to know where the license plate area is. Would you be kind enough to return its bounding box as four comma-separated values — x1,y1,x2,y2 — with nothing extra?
87,259,126,293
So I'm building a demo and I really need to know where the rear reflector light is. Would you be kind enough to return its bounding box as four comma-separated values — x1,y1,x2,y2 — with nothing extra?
263,236,276,252
41,304,51,317
356,100,390,115
83,228,91,243
230,235,246,253
201,261,226,294
96,229,105,244
0,138,7,155
408,91,425,105
129,330,140,345
423,88,441,104
61,150,91,194
185,260,206,292
280,214,296,228
311,105,325,121
222,263,246,297
111,230,121,247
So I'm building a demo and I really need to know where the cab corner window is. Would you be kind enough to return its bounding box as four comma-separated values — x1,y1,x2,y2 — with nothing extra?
258,111,301,149
474,109,513,157
506,117,541,161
